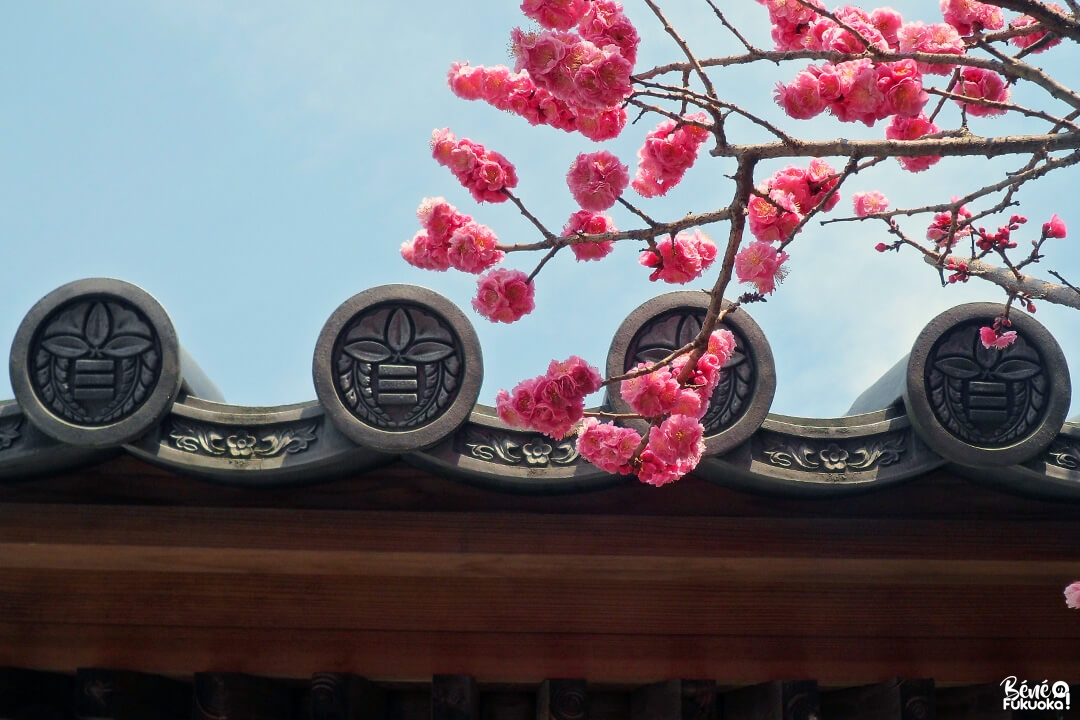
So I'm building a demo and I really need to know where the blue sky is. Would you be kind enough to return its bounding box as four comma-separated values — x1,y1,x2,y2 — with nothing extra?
1,1,1077,418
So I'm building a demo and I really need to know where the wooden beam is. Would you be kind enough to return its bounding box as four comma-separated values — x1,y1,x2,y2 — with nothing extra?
2,625,1076,685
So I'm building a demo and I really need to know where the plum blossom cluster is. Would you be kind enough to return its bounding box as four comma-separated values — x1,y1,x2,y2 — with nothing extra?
747,160,841,243
775,58,929,126
431,129,518,203
631,114,712,198
767,2,1012,168
446,1,637,142
511,1,638,110
447,63,627,142
638,230,718,284
1010,4,1066,52
562,211,616,262
402,198,504,273
496,355,604,439
472,269,536,324
566,151,629,211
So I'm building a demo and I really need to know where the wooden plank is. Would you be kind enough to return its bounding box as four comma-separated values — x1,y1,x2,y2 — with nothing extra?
0,569,1074,639
722,680,819,720
431,675,476,720
192,673,295,720
308,673,387,720
75,668,190,720
1,543,1075,585
821,679,934,720
4,456,1079,522
538,680,587,720
0,668,74,719
2,504,1079,564
2,625,1077,685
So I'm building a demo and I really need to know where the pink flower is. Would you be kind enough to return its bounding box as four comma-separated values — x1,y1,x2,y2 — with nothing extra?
898,22,965,75
735,241,790,295
1044,214,1067,239
547,355,604,399
748,189,802,243
853,191,890,217
567,151,629,211
635,448,688,486
648,414,705,467
940,0,1004,36
1065,581,1080,609
774,70,827,120
955,67,1010,117
579,0,640,64
520,0,589,31
447,221,504,274
497,357,604,440
707,329,737,367
1011,5,1065,52
576,417,641,474
430,129,518,203
473,269,535,323
631,114,711,198
562,211,616,261
926,203,973,248
885,113,942,173
638,230,717,284
979,326,1017,350
620,364,680,418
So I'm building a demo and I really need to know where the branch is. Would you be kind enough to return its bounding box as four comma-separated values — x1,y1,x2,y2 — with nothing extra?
710,131,1080,159
927,255,1080,309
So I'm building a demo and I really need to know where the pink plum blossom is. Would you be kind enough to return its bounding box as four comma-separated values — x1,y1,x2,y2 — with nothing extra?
578,0,641,64
446,63,627,141
648,414,705,467
631,114,711,198
1065,581,1080,609
638,230,718,284
885,113,942,173
620,364,680,418
979,326,1017,349
430,129,518,203
576,417,641,474
635,448,688,486
853,191,890,217
567,151,629,211
520,0,589,31
940,0,1004,36
955,67,1010,117
562,210,616,261
496,356,603,439
1044,214,1067,239
1011,5,1065,52
447,221,504,274
898,22,965,75
735,241,790,295
473,269,535,323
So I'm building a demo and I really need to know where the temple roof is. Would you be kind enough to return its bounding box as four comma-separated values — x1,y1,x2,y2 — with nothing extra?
1,277,1076,498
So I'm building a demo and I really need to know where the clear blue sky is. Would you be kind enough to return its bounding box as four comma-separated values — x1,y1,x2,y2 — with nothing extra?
1,1,1076,418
